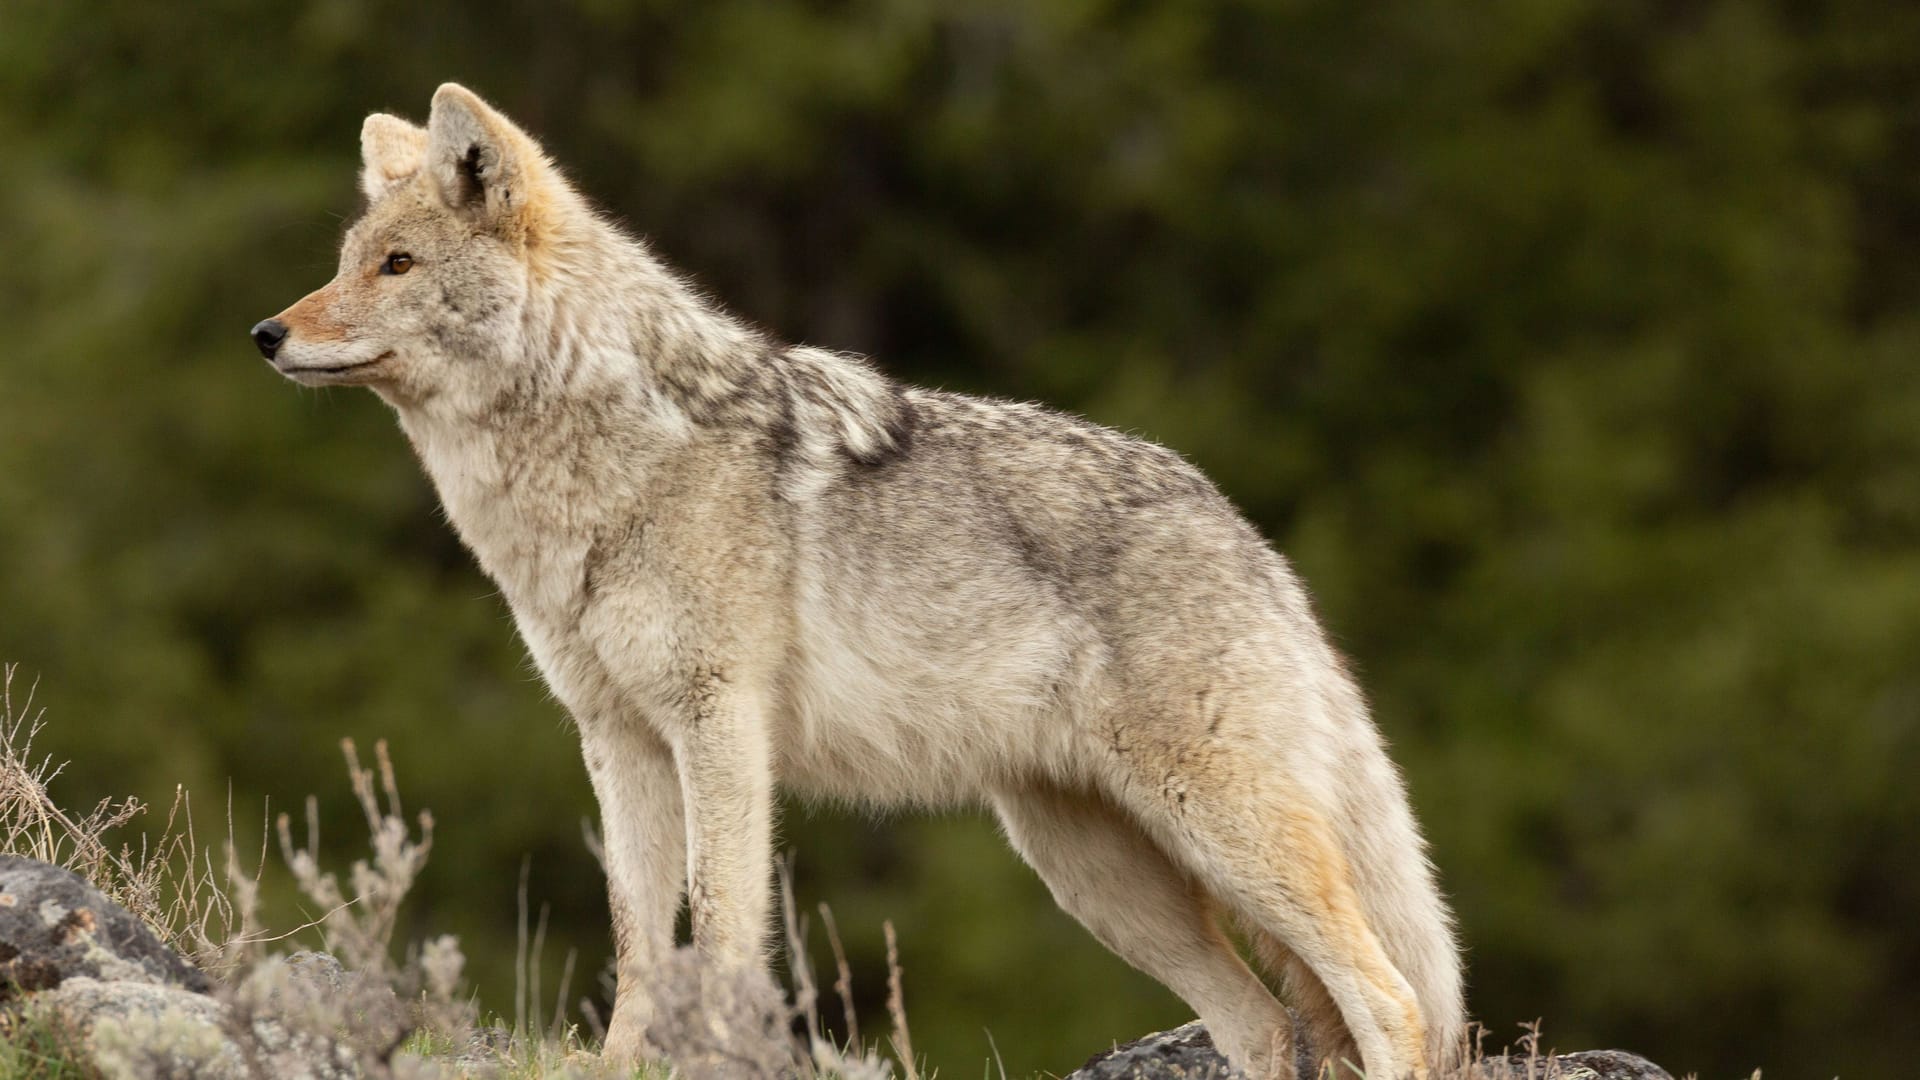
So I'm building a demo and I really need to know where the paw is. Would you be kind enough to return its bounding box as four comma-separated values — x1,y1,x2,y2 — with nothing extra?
1215,1023,1301,1080
599,1017,665,1068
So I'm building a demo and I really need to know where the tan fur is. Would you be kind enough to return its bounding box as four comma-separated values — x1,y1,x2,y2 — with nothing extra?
259,84,1466,1079
277,283,350,343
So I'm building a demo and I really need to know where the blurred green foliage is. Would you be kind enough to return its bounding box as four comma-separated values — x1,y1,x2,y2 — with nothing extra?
2,1,1917,1076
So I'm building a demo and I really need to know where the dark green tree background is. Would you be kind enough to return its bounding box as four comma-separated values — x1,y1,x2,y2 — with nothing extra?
2,2,1916,1076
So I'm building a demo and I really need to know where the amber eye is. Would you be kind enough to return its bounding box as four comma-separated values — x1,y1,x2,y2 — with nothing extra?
381,253,414,275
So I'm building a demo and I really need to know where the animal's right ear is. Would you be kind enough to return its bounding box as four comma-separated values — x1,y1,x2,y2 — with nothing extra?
360,114,428,202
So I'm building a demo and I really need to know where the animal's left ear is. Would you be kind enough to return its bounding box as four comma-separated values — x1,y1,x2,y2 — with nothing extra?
424,83,552,234
360,114,428,202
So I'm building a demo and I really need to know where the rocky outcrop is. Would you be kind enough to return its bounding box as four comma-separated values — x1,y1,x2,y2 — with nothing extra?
1067,1020,1303,1080
1067,1021,1676,1080
0,857,359,1079
1477,1048,1675,1079
0,855,209,997
15,972,360,1080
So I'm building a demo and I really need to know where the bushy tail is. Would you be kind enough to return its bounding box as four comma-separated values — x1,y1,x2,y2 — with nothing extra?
1335,731,1467,1069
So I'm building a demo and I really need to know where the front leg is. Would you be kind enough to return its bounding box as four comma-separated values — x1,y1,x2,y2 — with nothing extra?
673,666,777,971
580,718,686,1064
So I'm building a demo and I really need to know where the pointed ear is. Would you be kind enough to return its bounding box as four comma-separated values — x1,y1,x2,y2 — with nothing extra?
360,114,428,202
424,83,550,230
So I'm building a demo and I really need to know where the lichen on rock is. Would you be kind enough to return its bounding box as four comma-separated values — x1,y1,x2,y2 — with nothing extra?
0,855,209,997
1065,1021,1677,1080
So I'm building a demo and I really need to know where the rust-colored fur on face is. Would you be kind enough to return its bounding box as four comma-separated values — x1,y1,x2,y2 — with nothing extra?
260,84,1465,1079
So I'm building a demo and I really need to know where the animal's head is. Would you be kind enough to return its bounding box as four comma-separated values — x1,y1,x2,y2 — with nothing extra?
252,84,575,407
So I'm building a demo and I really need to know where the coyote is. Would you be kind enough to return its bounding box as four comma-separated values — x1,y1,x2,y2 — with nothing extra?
253,84,1464,1079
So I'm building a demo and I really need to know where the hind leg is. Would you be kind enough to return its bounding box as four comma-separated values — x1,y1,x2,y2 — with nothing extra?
1250,931,1360,1079
1118,778,1429,1080
992,783,1298,1078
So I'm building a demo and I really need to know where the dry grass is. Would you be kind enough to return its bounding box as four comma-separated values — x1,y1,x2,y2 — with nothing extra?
0,665,915,1080
0,664,254,971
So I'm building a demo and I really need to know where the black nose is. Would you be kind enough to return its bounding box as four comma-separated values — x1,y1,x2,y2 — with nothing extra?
251,319,289,360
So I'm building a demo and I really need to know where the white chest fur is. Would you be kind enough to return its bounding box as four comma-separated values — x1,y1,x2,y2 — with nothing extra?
403,412,598,624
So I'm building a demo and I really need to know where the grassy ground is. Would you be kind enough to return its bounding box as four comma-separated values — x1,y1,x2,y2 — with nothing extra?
0,664,1653,1080
0,1008,99,1080
0,663,909,1079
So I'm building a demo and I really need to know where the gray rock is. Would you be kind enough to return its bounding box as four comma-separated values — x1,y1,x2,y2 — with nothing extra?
0,860,360,1079
282,950,348,995
0,855,209,998
16,976,246,1077
249,951,403,1059
20,975,360,1080
1066,1023,1674,1080
1067,1021,1315,1080
1475,1049,1674,1080
1066,1021,1230,1079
